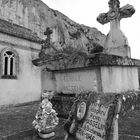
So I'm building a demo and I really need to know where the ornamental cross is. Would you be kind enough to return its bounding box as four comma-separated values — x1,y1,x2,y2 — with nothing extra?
97,0,135,26
97,0,135,51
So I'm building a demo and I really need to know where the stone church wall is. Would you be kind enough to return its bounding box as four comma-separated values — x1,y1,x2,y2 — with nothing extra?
0,33,41,106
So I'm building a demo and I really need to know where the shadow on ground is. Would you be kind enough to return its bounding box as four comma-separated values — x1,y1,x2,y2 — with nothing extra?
0,102,140,140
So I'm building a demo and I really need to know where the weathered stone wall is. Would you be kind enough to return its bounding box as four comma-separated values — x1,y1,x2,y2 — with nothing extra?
0,32,41,106
41,66,139,94
41,68,100,94
54,69,99,93
101,66,139,93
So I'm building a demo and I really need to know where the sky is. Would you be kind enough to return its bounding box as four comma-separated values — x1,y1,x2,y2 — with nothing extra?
42,0,140,59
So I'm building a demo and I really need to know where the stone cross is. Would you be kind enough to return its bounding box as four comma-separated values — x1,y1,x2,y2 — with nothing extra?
97,0,135,57
39,27,53,58
44,27,53,43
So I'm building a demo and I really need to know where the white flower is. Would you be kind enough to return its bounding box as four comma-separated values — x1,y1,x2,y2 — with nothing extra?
51,109,56,113
131,105,135,110
122,95,126,101
32,120,36,124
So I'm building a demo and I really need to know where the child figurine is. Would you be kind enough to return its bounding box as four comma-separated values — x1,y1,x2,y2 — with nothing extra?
32,90,59,139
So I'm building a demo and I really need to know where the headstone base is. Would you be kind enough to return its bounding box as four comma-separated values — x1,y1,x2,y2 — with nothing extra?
104,45,131,57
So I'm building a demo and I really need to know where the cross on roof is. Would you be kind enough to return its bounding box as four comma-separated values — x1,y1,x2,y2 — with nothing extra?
97,0,135,25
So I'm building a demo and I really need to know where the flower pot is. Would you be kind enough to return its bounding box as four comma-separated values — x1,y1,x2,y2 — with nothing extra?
38,126,56,139
38,131,55,139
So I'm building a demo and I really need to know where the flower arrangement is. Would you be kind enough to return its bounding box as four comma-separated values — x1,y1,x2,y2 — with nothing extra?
32,91,59,134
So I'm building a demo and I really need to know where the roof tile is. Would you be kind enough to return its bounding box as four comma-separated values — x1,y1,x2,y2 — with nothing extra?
0,19,42,43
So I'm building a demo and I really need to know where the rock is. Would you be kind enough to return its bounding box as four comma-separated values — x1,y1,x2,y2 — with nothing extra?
0,0,105,51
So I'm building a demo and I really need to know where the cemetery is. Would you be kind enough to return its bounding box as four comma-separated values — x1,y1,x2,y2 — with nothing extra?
0,0,140,140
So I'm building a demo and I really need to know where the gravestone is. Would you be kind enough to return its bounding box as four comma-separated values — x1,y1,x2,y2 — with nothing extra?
64,92,121,140
64,91,140,140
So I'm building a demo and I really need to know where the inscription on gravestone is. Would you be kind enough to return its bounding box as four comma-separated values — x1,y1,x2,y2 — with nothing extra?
55,70,98,93
64,92,120,140
76,102,109,140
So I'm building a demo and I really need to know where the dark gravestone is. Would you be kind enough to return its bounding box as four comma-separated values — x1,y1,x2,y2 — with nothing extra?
64,92,120,140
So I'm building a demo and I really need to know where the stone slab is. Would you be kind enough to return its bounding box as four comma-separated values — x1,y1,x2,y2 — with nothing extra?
45,53,140,71
104,45,131,58
54,69,99,94
88,53,140,67
41,53,140,94
52,66,139,93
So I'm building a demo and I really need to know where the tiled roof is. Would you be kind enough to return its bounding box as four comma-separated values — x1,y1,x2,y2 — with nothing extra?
0,19,42,43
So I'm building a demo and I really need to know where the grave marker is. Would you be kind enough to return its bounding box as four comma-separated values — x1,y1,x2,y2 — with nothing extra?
97,0,135,57
64,92,121,140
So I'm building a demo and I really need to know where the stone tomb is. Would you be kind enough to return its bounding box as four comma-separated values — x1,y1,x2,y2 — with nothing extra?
42,54,140,94
42,53,140,122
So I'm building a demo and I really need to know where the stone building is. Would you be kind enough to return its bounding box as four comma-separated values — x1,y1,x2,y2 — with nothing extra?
0,19,42,106
0,0,105,106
